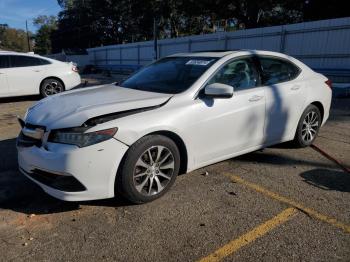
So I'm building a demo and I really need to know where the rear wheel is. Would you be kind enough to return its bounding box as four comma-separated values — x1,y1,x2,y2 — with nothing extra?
293,104,321,147
40,78,64,97
117,135,180,204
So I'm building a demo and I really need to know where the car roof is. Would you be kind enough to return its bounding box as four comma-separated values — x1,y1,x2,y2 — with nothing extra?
168,49,293,59
0,51,42,57
169,50,238,58
0,51,24,55
0,51,57,62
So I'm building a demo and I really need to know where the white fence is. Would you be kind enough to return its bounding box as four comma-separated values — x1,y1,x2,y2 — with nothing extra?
46,53,90,68
88,17,350,71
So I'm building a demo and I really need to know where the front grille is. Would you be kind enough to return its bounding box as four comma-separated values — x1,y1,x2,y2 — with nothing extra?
21,168,86,192
17,131,42,147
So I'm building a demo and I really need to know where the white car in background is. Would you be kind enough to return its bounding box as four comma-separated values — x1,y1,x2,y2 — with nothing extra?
0,51,81,98
17,50,332,204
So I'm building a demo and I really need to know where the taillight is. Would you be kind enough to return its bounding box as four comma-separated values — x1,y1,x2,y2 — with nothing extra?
72,65,78,72
325,79,332,89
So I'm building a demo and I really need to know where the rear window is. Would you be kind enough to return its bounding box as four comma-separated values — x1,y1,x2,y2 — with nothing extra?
259,57,300,85
40,58,51,65
0,55,9,68
9,55,51,67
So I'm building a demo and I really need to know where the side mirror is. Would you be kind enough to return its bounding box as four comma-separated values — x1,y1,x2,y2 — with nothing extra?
204,83,234,98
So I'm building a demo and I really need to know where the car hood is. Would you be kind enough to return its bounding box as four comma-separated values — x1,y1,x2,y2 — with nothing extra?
25,84,172,129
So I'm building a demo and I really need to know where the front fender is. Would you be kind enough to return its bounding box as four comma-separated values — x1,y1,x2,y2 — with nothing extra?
85,99,196,171
115,124,184,146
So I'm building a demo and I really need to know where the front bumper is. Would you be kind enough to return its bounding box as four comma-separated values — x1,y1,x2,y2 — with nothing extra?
17,138,128,201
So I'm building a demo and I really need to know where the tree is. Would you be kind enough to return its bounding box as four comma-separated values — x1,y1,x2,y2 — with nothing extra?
50,0,349,51
0,24,33,52
303,0,349,21
33,15,57,55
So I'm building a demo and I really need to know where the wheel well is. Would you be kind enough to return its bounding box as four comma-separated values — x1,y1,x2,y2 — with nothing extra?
311,101,324,122
149,131,188,175
40,77,65,91
113,130,189,197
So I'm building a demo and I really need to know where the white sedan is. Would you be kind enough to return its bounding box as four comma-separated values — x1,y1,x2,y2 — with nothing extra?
17,50,332,203
0,51,81,98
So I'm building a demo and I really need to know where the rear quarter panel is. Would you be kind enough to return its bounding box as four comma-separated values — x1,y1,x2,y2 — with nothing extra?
45,62,81,90
303,72,332,125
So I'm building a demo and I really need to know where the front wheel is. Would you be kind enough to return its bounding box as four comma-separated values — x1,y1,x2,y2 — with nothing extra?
293,104,321,147
117,135,180,204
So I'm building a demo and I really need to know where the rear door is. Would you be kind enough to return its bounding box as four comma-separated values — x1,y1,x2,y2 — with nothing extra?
257,56,305,144
6,55,48,95
0,55,10,96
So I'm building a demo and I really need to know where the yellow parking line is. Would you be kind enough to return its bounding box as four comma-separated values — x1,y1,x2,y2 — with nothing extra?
225,174,350,234
198,208,297,262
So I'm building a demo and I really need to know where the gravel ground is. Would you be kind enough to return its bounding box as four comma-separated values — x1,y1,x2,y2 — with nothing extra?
0,83,349,261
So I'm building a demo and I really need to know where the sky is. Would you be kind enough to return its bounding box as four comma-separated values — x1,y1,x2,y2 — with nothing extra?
0,0,61,32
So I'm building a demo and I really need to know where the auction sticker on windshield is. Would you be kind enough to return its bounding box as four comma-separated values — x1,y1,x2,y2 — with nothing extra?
186,59,214,66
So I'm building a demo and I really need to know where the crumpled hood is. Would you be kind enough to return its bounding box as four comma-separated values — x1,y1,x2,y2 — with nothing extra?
25,84,172,129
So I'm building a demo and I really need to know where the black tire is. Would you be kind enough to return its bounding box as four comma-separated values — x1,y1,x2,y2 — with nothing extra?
117,135,180,204
293,104,321,148
40,78,65,97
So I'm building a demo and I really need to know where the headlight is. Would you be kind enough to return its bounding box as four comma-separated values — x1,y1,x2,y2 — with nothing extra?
49,127,118,147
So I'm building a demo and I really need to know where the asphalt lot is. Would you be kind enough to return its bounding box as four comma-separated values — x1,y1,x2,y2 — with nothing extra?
0,82,349,261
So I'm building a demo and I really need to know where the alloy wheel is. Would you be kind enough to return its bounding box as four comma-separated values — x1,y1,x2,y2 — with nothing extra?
133,145,175,196
301,110,319,143
44,81,63,96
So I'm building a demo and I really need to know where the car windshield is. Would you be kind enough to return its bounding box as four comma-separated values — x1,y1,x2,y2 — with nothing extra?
121,56,218,94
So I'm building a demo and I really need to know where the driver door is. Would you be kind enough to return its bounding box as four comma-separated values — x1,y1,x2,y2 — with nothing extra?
188,57,266,166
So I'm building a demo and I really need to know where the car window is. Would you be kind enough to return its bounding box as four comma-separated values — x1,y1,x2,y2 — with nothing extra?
208,57,259,91
40,58,51,65
0,55,10,68
259,57,300,85
121,57,218,94
9,55,49,67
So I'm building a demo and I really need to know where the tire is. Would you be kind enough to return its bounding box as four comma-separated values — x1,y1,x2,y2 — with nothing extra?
293,104,321,147
40,78,65,97
117,135,180,204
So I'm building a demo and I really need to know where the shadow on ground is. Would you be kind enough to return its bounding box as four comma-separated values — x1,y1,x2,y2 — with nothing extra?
233,149,336,170
300,168,350,192
0,95,40,104
0,138,131,215
1,134,347,217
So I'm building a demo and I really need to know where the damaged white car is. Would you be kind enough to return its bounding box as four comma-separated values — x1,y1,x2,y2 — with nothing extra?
17,50,332,203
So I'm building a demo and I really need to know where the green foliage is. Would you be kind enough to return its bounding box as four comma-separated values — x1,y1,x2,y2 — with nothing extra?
0,25,33,52
33,15,57,27
44,0,349,52
33,15,57,55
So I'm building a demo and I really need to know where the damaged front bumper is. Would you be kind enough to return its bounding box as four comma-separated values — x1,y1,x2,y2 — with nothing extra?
17,137,128,201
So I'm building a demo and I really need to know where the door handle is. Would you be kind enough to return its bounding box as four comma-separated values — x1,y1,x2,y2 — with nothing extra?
249,95,263,102
33,70,41,72
291,85,300,90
